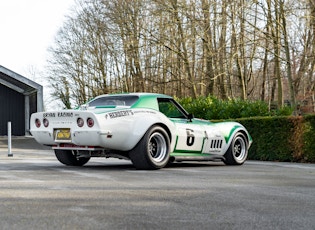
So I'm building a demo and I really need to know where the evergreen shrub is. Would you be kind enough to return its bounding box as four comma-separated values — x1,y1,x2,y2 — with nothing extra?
231,116,315,163
177,96,314,163
178,95,292,119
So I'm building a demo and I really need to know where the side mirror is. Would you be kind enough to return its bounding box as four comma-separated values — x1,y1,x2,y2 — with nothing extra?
187,113,194,121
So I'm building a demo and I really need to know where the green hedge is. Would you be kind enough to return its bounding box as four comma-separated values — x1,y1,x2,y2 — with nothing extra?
302,115,315,162
178,96,315,163
178,96,292,119
235,116,315,163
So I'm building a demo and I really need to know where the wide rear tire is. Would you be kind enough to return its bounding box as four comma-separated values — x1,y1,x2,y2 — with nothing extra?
54,149,90,166
224,132,248,165
129,126,170,170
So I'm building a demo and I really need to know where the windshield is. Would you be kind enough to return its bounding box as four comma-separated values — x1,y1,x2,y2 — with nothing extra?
88,95,139,107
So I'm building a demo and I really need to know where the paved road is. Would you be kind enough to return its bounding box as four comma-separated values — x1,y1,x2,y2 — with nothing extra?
0,138,315,230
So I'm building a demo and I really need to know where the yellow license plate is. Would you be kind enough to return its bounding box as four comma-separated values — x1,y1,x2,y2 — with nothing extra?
54,129,71,141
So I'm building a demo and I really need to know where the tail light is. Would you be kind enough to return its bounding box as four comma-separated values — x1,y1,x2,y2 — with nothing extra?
35,119,41,128
43,118,49,127
87,118,94,128
77,117,84,127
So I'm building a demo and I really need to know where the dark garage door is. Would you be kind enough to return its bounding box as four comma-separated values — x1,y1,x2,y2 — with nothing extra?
0,84,25,136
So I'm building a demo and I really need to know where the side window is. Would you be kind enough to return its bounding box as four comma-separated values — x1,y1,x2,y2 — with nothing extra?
158,99,186,118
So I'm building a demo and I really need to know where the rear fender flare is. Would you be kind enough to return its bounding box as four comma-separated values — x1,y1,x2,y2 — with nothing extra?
130,116,175,150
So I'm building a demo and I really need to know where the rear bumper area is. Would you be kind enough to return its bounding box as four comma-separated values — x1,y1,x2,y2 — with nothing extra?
30,129,108,147
52,143,104,151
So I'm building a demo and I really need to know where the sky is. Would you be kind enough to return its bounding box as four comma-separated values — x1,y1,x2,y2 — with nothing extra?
0,0,75,109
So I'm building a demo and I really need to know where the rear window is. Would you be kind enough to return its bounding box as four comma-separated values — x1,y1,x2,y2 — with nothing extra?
88,95,139,107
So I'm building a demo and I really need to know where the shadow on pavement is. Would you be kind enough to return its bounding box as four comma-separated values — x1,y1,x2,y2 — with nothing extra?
0,136,51,150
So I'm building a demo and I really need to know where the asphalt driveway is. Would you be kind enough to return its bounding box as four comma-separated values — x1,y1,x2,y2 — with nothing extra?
0,137,314,230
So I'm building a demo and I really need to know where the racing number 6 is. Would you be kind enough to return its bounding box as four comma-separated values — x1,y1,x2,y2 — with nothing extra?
186,129,195,146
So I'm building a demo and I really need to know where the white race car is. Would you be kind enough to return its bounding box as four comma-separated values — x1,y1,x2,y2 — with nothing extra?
30,93,252,169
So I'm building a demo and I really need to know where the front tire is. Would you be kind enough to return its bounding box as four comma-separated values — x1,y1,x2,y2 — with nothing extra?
54,149,90,166
224,132,248,165
129,126,170,170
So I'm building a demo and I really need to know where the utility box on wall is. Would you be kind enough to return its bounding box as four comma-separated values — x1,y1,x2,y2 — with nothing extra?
0,65,43,136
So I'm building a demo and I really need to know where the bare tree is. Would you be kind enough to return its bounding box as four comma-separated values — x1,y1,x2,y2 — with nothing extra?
46,0,315,112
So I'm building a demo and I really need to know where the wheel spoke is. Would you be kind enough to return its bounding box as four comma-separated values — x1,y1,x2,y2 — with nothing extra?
233,138,246,160
149,132,167,163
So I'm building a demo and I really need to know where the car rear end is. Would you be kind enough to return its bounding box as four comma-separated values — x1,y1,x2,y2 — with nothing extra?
30,110,103,148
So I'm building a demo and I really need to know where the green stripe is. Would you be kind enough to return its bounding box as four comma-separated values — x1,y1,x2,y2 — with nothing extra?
170,152,211,157
172,150,203,154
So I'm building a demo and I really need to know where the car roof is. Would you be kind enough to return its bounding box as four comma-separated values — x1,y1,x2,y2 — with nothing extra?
87,93,173,111
93,92,172,99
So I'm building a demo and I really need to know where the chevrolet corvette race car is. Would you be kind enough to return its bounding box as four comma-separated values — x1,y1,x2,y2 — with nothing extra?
30,93,252,169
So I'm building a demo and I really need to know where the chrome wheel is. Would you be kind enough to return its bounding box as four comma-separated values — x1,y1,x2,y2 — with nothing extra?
129,126,170,170
232,136,247,163
148,132,168,163
224,132,248,165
